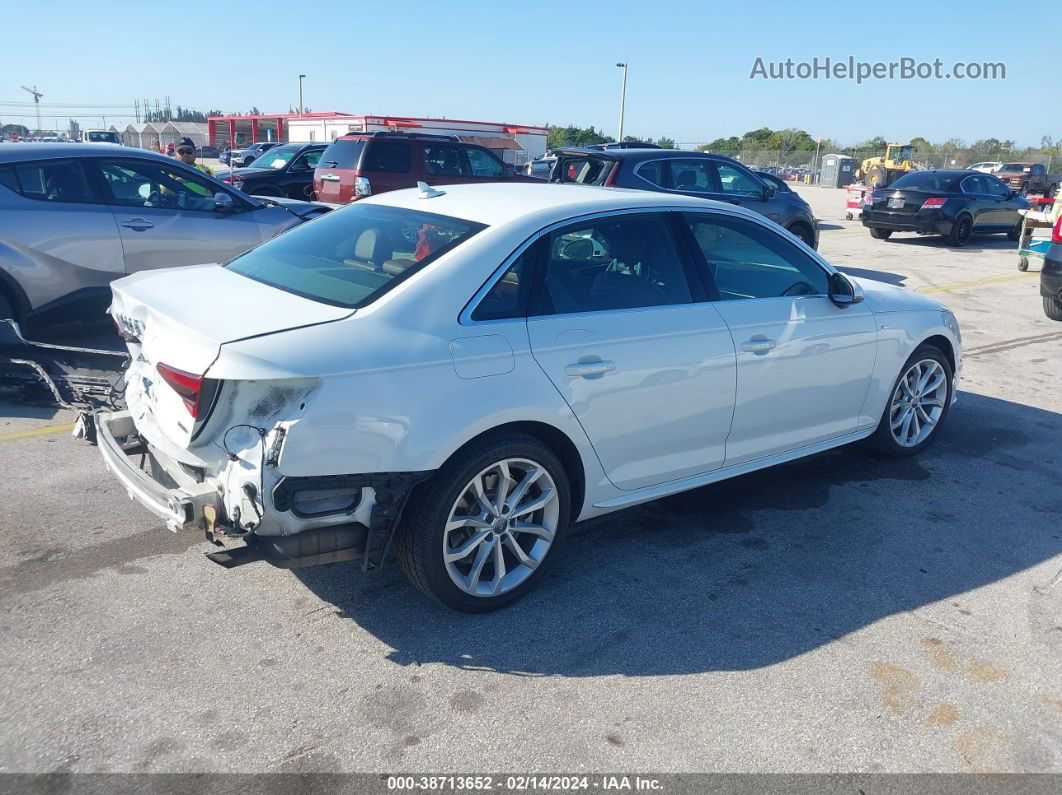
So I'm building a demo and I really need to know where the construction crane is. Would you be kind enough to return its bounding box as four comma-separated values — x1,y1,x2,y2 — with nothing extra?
20,85,43,136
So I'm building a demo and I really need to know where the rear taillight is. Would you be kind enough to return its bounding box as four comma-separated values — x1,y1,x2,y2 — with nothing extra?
922,198,947,209
156,363,205,418
604,163,619,187
863,190,874,206
232,177,244,190
1053,215,1062,244
354,176,371,197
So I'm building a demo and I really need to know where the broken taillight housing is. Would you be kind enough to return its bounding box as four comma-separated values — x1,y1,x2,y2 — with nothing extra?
354,176,371,197
863,190,874,206
921,198,948,209
156,363,205,418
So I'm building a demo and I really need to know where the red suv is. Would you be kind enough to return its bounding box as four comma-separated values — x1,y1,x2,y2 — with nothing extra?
313,132,534,203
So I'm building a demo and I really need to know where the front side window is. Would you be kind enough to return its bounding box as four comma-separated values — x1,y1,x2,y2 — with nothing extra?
292,149,323,170
10,160,93,203
713,163,764,197
960,175,986,194
227,204,485,308
683,213,829,300
983,176,1010,197
364,141,411,173
539,213,692,315
665,159,713,192
423,144,467,177
466,147,504,178
98,159,221,210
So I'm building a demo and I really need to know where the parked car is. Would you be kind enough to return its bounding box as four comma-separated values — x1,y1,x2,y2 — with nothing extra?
95,182,960,612
585,141,662,150
1042,215,1062,321
221,142,327,200
223,141,282,169
313,132,534,204
550,148,820,248
861,169,1028,247
968,161,1003,174
0,143,328,328
994,162,1059,197
196,145,221,159
524,153,558,179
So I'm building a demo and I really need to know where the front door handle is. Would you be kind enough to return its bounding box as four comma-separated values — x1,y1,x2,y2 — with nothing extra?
564,360,616,378
741,337,776,355
120,218,154,230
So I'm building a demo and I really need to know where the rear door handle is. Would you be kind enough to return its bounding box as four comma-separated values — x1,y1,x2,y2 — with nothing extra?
741,337,776,354
120,218,154,230
564,360,616,378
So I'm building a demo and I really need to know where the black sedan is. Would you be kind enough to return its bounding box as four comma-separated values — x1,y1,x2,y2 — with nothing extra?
862,170,1028,247
1042,217,1062,321
219,142,327,200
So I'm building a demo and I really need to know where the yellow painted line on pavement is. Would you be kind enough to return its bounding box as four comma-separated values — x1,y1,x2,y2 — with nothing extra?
0,422,76,442
916,272,1038,294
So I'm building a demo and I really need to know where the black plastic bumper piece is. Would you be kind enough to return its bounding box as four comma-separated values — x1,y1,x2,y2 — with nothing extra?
205,523,369,570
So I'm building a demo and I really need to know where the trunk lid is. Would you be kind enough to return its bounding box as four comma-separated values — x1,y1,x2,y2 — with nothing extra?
111,263,351,453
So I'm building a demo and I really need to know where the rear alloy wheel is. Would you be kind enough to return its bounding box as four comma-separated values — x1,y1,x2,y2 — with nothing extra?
870,227,893,240
867,345,953,456
1020,182,1030,197
395,433,570,612
947,215,972,247
1044,296,1062,322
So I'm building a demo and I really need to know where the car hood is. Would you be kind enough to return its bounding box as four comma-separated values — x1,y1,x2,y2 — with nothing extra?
849,275,943,313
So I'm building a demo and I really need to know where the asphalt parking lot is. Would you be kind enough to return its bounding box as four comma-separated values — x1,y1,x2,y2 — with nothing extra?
1,184,1059,774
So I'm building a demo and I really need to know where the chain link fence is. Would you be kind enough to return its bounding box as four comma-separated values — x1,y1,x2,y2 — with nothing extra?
684,147,1055,174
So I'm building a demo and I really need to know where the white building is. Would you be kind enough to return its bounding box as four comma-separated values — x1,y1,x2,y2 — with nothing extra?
285,114,548,166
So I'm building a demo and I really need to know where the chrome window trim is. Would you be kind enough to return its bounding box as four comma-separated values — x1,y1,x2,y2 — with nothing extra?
459,204,837,326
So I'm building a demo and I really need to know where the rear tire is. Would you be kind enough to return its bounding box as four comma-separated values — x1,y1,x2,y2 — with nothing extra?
1044,296,1062,322
866,344,954,457
1007,221,1022,242
1020,182,1030,197
947,215,972,247
394,432,571,613
870,227,893,240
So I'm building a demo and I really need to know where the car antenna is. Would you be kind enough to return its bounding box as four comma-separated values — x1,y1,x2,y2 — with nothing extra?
417,181,445,199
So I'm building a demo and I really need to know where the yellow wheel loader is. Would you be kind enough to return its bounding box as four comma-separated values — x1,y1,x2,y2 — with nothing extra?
856,144,922,187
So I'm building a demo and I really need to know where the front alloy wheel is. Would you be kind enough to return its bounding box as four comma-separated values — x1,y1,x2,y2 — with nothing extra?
867,344,953,456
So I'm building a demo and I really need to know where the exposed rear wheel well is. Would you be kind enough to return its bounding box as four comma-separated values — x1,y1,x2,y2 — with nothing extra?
922,334,956,372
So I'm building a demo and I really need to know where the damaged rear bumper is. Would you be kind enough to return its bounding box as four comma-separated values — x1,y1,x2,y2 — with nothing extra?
96,410,430,569
96,410,216,531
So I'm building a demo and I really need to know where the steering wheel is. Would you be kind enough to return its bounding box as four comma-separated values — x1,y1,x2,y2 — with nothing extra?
781,281,817,297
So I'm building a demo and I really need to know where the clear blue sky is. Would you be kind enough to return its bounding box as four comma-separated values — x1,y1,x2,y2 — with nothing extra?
2,0,1052,146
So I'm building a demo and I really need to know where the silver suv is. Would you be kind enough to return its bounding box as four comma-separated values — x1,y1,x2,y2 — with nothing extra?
0,144,326,329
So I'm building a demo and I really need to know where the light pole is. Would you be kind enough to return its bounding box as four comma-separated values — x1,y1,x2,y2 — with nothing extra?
812,136,822,185
616,62,627,143
298,74,307,117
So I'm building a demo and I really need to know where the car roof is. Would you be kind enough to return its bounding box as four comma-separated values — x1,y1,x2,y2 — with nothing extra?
361,181,754,227
553,147,737,163
0,143,173,164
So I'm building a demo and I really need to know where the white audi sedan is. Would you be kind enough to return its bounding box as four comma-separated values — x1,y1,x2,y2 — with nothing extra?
98,182,961,612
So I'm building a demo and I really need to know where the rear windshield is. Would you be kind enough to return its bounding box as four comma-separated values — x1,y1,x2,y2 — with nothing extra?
319,139,366,170
226,204,486,308
999,163,1030,172
86,131,119,144
888,172,962,192
552,156,613,185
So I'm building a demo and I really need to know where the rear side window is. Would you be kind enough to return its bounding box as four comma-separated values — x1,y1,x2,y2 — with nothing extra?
10,160,93,203
665,159,714,192
227,204,486,308
466,147,504,178
364,140,411,173
471,244,537,321
0,167,18,194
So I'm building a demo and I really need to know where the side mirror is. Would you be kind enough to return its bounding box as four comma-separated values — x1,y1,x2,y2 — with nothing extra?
763,184,777,200
828,272,864,307
213,192,235,213
289,161,308,172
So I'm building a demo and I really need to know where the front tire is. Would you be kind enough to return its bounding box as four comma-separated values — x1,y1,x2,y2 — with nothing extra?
870,227,893,240
395,432,571,612
867,344,954,457
787,223,816,248
1044,296,1062,322
1007,221,1022,242
947,215,972,247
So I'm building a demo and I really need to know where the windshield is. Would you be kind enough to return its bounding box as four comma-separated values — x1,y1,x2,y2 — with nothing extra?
889,172,961,191
227,204,486,308
249,145,301,169
87,131,120,144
